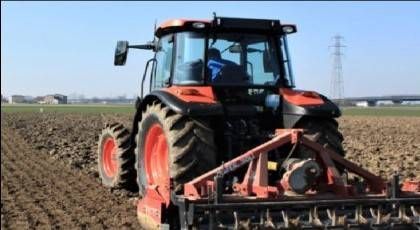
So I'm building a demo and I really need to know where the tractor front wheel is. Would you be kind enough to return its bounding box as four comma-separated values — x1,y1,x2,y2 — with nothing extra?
97,122,137,190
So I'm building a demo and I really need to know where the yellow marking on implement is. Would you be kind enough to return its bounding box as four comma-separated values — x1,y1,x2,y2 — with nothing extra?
268,161,278,171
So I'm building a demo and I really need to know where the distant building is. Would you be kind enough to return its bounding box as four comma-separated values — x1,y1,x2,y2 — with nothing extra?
34,96,45,104
43,94,67,104
9,95,26,104
355,101,369,107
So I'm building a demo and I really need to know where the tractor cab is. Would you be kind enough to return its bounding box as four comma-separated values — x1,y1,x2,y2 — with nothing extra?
115,17,297,97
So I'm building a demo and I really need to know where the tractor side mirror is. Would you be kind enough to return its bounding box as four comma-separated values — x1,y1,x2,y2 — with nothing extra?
229,44,242,53
114,41,129,66
263,50,273,73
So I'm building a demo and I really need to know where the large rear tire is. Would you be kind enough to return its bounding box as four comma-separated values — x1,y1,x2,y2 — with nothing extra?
97,122,137,190
295,118,345,157
135,102,217,204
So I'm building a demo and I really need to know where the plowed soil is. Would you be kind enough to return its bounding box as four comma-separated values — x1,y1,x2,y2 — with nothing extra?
340,116,420,180
1,112,419,229
1,116,140,229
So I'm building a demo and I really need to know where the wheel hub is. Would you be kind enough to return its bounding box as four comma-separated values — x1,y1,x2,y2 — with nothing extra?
144,123,170,205
102,137,118,178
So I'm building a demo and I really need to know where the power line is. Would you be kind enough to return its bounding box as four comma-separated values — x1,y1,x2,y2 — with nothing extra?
329,34,345,100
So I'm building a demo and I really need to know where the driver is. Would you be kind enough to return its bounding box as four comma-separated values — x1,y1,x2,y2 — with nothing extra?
207,48,238,82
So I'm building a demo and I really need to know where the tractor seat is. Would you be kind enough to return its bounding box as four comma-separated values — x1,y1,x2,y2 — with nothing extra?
174,59,203,85
211,64,250,85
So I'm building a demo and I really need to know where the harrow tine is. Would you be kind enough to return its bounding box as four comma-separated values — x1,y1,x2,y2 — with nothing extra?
233,213,251,230
327,208,337,226
309,206,323,227
370,205,391,225
264,209,276,229
411,205,419,217
338,215,348,227
381,206,391,225
289,216,301,229
234,211,239,229
370,206,382,225
281,210,289,228
398,205,412,224
281,210,302,229
355,205,368,225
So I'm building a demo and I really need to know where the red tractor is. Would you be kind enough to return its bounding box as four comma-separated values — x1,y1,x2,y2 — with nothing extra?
98,15,420,229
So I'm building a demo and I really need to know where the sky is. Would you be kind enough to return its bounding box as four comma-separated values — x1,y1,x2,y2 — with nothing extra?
1,1,420,98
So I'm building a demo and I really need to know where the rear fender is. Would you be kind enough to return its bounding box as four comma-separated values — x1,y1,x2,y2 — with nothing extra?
280,88,341,128
129,87,224,147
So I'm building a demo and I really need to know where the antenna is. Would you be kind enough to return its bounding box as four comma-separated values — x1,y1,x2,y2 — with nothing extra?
153,19,157,43
329,34,346,100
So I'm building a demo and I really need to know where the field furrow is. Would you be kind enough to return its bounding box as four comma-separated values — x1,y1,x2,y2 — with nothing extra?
0,126,140,229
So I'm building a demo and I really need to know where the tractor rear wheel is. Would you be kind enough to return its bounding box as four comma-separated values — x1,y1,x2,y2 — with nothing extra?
135,102,217,205
97,122,137,190
295,118,345,157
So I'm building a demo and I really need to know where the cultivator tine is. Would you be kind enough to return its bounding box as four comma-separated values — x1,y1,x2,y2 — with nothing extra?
281,210,301,228
370,205,392,225
338,215,348,226
355,205,368,225
233,211,252,230
281,210,290,228
290,218,301,229
398,205,412,224
234,211,239,229
309,206,323,227
264,209,276,229
410,205,420,225
239,219,251,230
369,207,380,225
327,208,338,226
382,212,391,224
411,205,419,217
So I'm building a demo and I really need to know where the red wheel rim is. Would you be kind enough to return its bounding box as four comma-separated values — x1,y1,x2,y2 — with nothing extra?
144,123,170,205
102,137,118,178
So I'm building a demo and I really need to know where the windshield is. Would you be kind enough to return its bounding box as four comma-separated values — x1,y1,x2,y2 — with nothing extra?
208,33,282,86
172,32,295,87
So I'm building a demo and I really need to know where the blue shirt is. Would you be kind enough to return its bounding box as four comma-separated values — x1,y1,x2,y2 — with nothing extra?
207,58,238,81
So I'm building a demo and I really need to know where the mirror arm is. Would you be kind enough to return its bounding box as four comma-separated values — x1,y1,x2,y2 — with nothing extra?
129,44,155,50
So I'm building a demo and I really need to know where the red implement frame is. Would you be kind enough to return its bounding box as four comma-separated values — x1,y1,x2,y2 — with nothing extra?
184,129,389,200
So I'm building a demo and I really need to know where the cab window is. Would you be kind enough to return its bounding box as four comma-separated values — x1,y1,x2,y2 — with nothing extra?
173,32,205,85
153,35,173,89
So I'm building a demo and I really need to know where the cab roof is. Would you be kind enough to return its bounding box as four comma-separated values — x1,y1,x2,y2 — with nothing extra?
155,17,296,38
158,19,210,30
155,19,210,37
